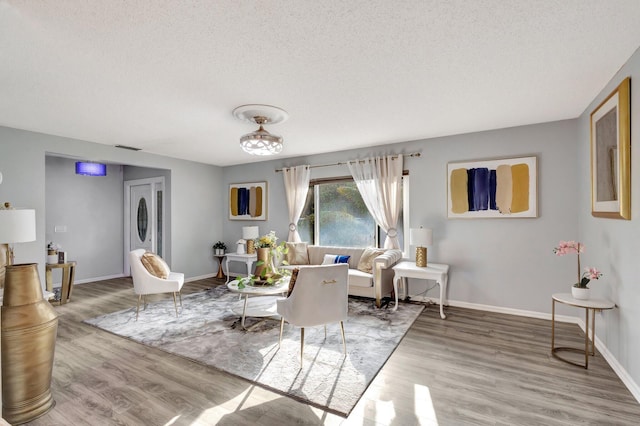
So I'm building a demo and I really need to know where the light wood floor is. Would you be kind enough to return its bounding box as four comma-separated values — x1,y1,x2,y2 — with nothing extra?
19,277,640,425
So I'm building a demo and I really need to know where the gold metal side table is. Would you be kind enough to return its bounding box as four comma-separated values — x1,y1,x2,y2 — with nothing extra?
551,293,614,369
45,261,77,305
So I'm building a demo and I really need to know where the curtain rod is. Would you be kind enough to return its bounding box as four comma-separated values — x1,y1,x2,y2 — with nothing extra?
275,152,421,173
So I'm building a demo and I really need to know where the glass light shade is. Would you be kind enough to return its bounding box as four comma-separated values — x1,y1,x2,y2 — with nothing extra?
0,209,36,243
239,126,283,155
410,228,432,247
242,226,260,240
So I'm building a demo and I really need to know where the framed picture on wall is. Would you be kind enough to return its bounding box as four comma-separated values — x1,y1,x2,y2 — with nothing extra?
229,181,268,220
590,77,631,220
447,156,538,218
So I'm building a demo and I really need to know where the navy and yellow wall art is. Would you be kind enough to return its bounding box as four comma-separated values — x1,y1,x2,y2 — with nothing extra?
447,156,537,218
229,181,268,220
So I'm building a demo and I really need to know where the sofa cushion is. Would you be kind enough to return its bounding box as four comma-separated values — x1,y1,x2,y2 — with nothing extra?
321,254,351,265
141,252,170,279
308,246,364,269
357,247,386,273
348,269,373,288
285,242,310,265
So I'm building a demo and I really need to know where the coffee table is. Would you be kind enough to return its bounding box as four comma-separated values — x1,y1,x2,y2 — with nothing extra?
227,277,289,329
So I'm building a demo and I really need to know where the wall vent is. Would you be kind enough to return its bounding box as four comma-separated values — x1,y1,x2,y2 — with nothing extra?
114,144,141,151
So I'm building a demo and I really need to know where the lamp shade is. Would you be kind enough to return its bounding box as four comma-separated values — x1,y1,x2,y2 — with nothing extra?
410,227,432,247
242,226,260,240
0,209,36,243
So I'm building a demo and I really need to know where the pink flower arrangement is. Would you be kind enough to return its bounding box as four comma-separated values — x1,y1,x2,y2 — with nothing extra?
553,241,602,288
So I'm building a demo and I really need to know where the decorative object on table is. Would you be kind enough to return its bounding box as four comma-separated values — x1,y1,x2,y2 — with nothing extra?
447,156,538,218
410,226,432,267
229,181,268,220
553,240,602,300
253,230,284,278
235,239,246,254
47,241,61,264
57,250,67,264
590,77,631,220
232,104,289,156
242,226,259,254
0,203,58,424
213,241,227,256
83,285,424,417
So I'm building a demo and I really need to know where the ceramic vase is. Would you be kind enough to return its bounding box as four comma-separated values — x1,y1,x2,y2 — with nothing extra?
2,263,59,424
571,286,590,300
255,247,271,277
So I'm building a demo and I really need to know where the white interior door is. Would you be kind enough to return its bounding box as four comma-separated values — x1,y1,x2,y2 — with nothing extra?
130,184,155,253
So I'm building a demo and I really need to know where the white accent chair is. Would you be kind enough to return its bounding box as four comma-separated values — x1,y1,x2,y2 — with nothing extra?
277,263,349,368
129,249,185,320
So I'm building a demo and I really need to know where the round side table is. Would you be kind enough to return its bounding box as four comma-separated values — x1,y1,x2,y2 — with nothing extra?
214,255,226,279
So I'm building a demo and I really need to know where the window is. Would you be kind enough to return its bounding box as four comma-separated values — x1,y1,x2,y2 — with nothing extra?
298,176,407,249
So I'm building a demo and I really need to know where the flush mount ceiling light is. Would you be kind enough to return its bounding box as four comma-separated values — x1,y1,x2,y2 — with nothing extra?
233,104,289,156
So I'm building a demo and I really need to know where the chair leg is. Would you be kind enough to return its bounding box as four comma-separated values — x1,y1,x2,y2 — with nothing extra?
300,328,305,368
324,324,327,339
173,292,179,317
340,321,346,356
178,291,183,307
136,295,142,321
279,317,285,347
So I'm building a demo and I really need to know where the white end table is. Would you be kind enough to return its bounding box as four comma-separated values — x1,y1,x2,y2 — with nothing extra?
224,253,257,284
392,261,449,318
551,293,615,369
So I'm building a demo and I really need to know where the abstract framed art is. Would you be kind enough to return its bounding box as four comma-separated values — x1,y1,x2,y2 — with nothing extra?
229,181,268,220
447,156,537,218
590,77,631,220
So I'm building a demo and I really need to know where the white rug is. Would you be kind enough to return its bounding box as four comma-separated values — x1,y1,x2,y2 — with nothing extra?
84,286,424,416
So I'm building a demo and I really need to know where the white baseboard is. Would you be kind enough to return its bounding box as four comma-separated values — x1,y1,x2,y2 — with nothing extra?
409,295,639,403
574,317,640,403
185,273,216,282
49,273,127,287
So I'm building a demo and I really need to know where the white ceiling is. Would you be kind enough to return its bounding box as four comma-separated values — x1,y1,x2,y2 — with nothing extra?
2,1,640,167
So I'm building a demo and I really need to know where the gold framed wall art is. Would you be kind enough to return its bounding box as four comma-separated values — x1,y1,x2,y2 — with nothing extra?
447,156,538,218
590,77,631,220
229,181,268,220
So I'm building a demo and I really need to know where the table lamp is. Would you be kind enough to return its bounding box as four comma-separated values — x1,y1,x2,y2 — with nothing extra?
0,204,59,424
410,227,432,267
0,205,37,265
243,226,260,254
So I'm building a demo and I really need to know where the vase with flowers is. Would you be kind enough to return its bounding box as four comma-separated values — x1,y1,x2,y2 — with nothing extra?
553,240,603,300
47,241,61,264
236,231,289,288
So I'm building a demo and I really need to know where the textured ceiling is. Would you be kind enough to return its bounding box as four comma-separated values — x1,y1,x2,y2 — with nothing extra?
1,1,640,166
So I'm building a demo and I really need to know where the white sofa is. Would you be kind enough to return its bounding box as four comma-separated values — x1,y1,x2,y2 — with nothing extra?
282,245,403,308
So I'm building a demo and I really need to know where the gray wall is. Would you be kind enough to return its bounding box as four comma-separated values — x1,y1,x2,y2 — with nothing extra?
0,127,223,282
222,119,580,316
577,47,640,387
45,156,124,281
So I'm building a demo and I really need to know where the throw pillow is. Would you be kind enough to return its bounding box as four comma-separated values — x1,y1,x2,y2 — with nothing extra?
321,254,351,265
285,242,310,265
141,252,170,279
287,268,300,297
357,247,386,273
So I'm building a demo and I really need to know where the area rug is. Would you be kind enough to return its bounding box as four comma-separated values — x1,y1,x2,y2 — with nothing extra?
83,285,424,417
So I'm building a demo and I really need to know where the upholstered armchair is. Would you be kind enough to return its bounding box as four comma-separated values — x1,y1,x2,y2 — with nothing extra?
129,249,185,320
277,263,349,367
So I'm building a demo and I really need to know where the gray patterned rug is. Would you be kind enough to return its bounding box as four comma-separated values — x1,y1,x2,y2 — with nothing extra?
83,285,424,417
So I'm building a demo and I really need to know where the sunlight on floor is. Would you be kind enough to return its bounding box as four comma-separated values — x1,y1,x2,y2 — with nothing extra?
415,383,439,425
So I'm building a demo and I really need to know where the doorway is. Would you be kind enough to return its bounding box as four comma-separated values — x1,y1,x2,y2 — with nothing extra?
124,177,165,275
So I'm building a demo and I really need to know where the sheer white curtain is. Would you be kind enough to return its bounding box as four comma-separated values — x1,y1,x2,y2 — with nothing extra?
282,165,311,242
347,155,403,249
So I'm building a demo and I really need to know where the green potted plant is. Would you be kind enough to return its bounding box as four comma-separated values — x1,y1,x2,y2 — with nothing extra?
213,241,227,255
